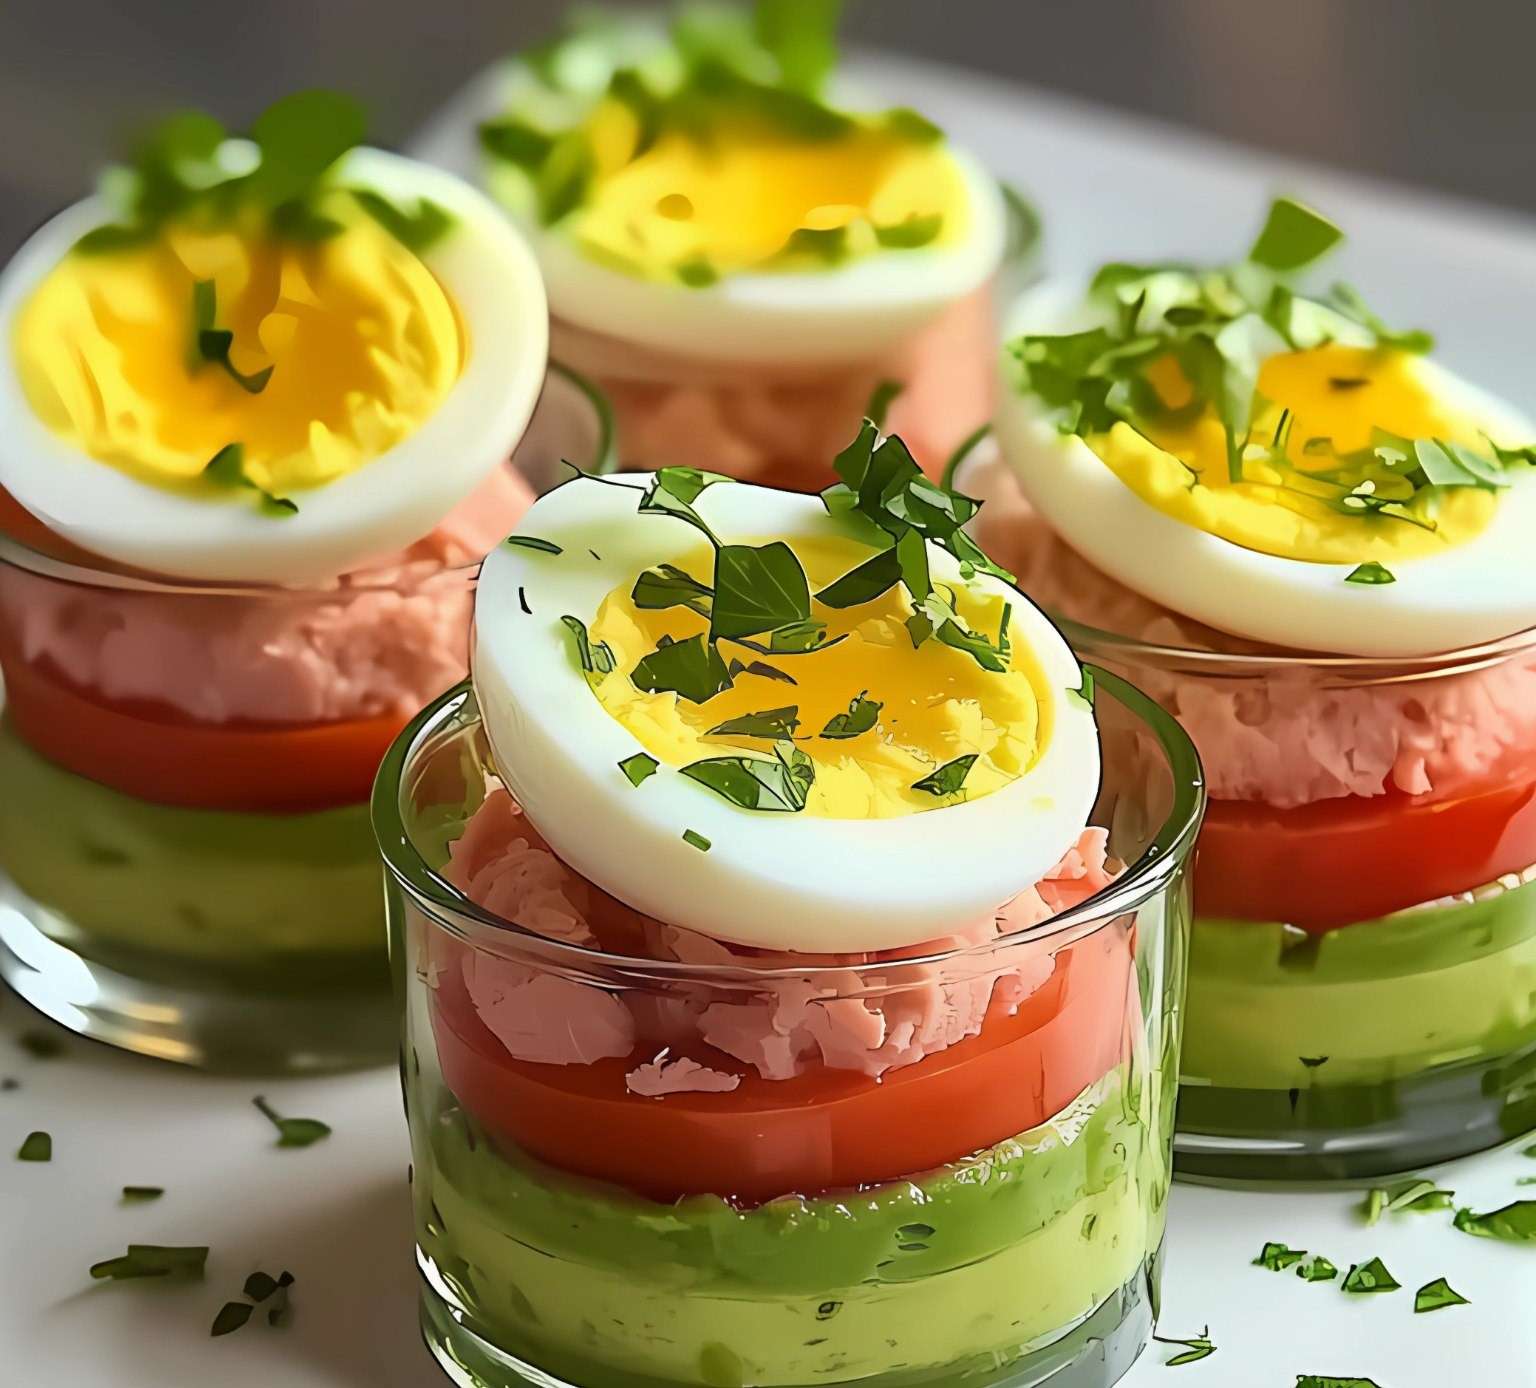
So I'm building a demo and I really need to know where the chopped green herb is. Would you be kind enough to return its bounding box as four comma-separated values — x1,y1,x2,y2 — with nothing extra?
728,657,798,685
751,619,836,655
1,1077,18,1091
675,255,719,288
755,0,844,97
631,563,713,617
710,542,811,642
681,741,814,812
1247,197,1343,272
682,829,711,852
1361,1176,1454,1224
633,634,733,703
121,1186,164,1203
1253,1241,1306,1271
1345,562,1396,586
618,753,659,787
814,546,903,608
18,1030,64,1058
350,188,452,251
781,225,848,263
1330,376,1370,391
1152,1326,1216,1367
244,1269,292,1303
1328,282,1435,353
517,587,532,615
940,422,992,491
1066,666,1096,711
875,213,943,249
263,1270,295,1326
1453,1200,1536,1243
707,706,800,739
911,754,977,798
864,379,904,429
1340,1256,1400,1294
192,282,273,393
17,1131,51,1162
503,535,563,555
560,615,619,677
252,1095,331,1149
1295,1379,1383,1388
90,1244,209,1282
820,692,882,739
1300,1055,1329,1068
202,443,298,517
211,1302,254,1337
478,118,555,169
1296,1255,1338,1283
1414,1277,1469,1314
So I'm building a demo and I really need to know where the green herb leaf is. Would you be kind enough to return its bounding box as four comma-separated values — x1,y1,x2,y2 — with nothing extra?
638,468,726,543
814,546,903,608
728,657,798,685
820,692,882,739
618,753,659,787
1453,1200,1536,1243
755,619,836,654
911,754,977,798
1340,1256,1400,1294
560,615,618,677
1296,1255,1338,1283
632,634,733,703
202,443,297,517
864,379,904,429
91,1244,209,1282
676,255,719,288
781,225,848,264
1066,666,1097,712
1152,1326,1216,1367
631,563,713,617
707,706,800,739
17,1030,63,1058
243,1269,293,1303
1295,1379,1383,1388
940,423,992,491
1328,282,1435,353
252,1096,331,1149
350,188,453,251
1361,1176,1454,1224
1345,561,1396,585
17,1130,51,1162
710,542,811,641
478,118,555,170
264,1270,295,1326
875,213,943,249
192,282,273,394
503,535,563,555
250,90,366,208
211,1301,254,1337
1247,197,1343,272
1253,1241,1306,1271
681,741,814,812
682,828,711,852
1414,1277,1469,1314
754,0,843,96
121,1186,164,1203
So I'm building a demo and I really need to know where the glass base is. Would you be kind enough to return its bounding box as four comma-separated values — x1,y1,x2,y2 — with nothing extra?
1174,1039,1536,1182
0,874,393,1073
417,1253,1157,1388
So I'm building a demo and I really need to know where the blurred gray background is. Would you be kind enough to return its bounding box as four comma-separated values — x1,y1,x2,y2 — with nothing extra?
2,0,1533,256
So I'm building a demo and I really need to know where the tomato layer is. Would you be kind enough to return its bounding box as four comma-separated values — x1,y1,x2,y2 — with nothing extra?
429,923,1135,1204
0,652,404,813
1196,763,1536,932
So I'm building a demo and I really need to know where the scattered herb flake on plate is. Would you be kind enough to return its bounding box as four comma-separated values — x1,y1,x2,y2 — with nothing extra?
1152,1325,1217,1367
1414,1276,1469,1313
17,1130,51,1162
90,1244,209,1282
1253,1241,1307,1272
618,753,659,787
1453,1200,1536,1243
253,1096,331,1149
1340,1256,1400,1294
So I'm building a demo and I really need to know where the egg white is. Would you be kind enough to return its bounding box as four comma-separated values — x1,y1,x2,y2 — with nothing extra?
472,473,1102,955
0,148,549,585
995,280,1536,658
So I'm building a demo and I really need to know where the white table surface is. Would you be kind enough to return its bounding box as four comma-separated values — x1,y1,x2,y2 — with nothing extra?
6,50,1536,1388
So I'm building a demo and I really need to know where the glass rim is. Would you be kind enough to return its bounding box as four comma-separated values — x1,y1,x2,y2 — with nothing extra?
0,360,615,597
371,669,1207,980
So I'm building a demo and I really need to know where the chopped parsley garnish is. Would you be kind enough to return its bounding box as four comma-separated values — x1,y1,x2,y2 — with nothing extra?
1413,1276,1469,1314
560,615,619,677
18,1030,64,1058
820,692,881,739
1295,1255,1338,1283
632,634,733,702
728,657,797,685
349,188,452,252
1345,562,1395,585
711,542,812,642
1300,1055,1329,1068
1253,1241,1306,1271
632,563,713,617
1340,1256,1400,1294
618,753,659,787
252,1095,331,1148
203,443,298,517
192,281,273,394
911,754,977,797
682,741,814,811
213,1268,294,1335
1452,1199,1536,1243
864,379,904,429
121,1186,164,1203
1152,1326,1216,1367
504,535,563,555
707,706,801,739
211,1302,254,1337
1295,1379,1383,1388
676,255,719,288
874,213,943,248
1247,196,1344,271
682,829,711,852
17,1130,51,1162
90,1244,208,1282
1360,1176,1454,1224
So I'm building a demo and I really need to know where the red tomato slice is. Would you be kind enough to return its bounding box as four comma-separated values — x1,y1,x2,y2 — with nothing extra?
429,923,1136,1203
1,651,405,813
1196,764,1536,933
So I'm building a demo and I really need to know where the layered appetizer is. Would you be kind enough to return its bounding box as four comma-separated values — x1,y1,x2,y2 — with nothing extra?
377,429,1203,1388
0,91,558,1069
982,197,1536,1177
427,0,1011,488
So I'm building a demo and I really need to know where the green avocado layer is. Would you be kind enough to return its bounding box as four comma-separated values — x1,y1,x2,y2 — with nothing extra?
1182,876,1536,1092
0,718,385,989
412,1066,1167,1387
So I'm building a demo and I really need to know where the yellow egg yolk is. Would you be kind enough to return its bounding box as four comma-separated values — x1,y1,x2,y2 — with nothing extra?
585,536,1048,819
1087,345,1500,563
568,101,969,281
12,195,465,498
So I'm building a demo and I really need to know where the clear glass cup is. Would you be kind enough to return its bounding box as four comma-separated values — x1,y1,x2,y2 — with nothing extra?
964,457,1536,1179
0,366,613,1073
376,669,1202,1388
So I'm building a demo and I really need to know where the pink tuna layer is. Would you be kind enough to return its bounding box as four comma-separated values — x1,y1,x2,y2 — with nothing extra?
550,288,995,488
0,465,534,726
970,461,1536,810
437,786,1116,1094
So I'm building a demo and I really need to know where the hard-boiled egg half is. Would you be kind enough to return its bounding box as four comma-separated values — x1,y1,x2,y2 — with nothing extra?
464,5,1006,366
474,426,1101,954
0,92,548,585
994,198,1536,658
